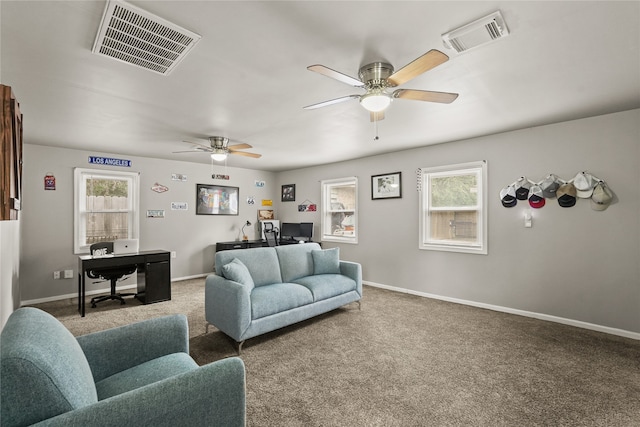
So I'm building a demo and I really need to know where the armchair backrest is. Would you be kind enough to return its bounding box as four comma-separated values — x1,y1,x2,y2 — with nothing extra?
1,308,98,427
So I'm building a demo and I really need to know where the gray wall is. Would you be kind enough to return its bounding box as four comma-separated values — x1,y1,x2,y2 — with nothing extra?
14,109,640,335
276,109,640,334
19,145,276,302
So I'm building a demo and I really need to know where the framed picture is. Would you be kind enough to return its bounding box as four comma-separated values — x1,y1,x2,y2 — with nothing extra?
258,209,274,220
371,172,402,200
281,184,296,202
196,184,239,215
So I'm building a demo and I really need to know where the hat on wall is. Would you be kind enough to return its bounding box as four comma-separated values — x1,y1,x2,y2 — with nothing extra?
591,181,613,211
514,176,532,200
573,171,597,198
528,185,545,208
556,182,577,207
500,185,517,208
540,174,562,198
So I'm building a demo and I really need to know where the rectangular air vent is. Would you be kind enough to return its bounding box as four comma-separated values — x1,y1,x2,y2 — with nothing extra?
442,11,509,54
92,0,201,75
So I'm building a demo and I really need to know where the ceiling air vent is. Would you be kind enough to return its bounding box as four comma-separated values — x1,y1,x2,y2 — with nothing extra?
92,0,201,75
442,11,509,54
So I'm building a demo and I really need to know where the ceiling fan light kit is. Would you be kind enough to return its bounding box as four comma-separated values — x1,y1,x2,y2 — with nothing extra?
360,92,391,112
441,10,509,53
210,152,227,161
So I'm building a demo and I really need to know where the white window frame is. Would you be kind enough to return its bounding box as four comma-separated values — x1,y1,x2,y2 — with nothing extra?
321,177,358,244
74,168,140,254
419,161,487,254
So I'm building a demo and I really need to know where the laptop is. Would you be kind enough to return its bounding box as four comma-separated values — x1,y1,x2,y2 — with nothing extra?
113,239,139,255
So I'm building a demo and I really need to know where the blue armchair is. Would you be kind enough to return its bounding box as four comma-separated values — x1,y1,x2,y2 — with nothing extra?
1,307,245,427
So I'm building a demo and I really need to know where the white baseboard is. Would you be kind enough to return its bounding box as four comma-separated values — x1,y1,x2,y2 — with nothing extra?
20,274,212,306
364,281,640,341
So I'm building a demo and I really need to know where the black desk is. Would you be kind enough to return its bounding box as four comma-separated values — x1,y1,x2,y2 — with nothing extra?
78,250,171,317
215,240,320,252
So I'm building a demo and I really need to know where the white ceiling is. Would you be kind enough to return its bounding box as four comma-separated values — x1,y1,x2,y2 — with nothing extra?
2,1,639,172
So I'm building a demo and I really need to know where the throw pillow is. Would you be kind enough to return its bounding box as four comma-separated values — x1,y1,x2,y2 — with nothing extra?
312,248,340,275
221,258,255,287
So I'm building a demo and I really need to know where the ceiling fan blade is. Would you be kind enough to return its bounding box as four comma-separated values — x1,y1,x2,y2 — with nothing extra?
387,49,449,87
393,89,458,104
230,151,262,158
182,140,212,150
228,143,252,151
304,95,360,110
370,111,385,122
172,150,205,154
307,65,364,87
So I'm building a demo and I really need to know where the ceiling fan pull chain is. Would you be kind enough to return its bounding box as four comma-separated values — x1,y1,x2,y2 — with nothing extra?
373,119,379,141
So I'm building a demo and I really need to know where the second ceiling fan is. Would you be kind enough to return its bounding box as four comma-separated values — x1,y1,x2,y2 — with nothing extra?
174,136,261,161
304,49,458,121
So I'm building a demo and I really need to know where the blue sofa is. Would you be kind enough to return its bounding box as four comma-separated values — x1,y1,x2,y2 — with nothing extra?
205,243,362,353
1,307,246,427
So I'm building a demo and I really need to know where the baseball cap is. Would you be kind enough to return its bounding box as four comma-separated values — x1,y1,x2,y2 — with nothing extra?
514,176,532,200
540,174,562,198
556,183,577,208
500,185,517,208
573,172,597,198
528,185,545,208
591,181,613,211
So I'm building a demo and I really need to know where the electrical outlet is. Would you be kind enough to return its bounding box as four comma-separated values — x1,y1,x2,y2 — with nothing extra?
64,269,74,279
171,251,177,259
53,271,61,280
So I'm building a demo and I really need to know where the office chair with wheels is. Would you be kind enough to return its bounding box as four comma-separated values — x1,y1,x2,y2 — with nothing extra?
88,242,137,308
264,230,278,247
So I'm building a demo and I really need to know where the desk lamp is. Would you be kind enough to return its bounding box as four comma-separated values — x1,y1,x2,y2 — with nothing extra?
241,220,251,241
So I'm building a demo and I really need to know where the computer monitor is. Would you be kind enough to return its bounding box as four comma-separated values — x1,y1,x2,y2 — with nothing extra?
280,223,300,241
299,222,313,240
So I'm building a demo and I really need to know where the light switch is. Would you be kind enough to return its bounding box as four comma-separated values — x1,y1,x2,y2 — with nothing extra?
524,212,532,228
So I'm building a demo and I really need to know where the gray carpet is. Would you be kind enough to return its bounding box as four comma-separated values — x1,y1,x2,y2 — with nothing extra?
32,279,640,426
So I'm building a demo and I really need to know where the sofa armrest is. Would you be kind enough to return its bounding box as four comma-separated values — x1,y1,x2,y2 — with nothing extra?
77,314,189,382
205,275,252,342
32,357,246,427
340,261,362,296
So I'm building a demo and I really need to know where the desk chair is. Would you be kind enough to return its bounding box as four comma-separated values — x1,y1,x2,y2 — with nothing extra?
88,242,136,308
264,230,278,247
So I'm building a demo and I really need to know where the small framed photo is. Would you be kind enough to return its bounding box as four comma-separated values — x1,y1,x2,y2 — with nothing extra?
281,184,296,202
196,184,239,215
371,172,402,200
258,209,274,220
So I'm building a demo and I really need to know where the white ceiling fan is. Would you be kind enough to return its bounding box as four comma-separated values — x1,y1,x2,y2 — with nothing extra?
304,49,458,121
173,136,261,161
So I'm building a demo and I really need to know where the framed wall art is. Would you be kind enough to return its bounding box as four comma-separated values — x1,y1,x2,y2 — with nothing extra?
281,184,296,202
258,209,274,220
371,172,402,200
196,184,239,215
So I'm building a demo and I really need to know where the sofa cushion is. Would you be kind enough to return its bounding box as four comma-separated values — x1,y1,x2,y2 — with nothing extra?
216,247,283,286
275,243,321,282
0,308,98,427
221,258,255,288
96,352,198,400
312,248,340,275
293,274,357,302
251,283,314,319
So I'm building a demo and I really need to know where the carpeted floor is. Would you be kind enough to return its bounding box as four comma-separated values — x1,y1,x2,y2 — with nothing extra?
33,279,640,426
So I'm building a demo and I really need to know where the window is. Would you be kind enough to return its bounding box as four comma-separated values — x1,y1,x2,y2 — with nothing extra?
74,168,140,254
321,177,358,244
419,161,487,254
